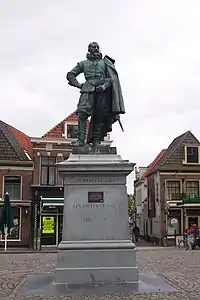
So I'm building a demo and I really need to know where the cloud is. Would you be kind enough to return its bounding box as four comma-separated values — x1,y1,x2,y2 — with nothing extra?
1,0,200,192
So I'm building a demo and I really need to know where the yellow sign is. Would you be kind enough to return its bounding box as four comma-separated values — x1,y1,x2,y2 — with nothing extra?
42,216,54,234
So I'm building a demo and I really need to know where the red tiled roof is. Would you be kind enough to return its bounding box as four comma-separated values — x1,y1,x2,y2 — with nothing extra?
9,125,33,158
42,111,90,139
143,149,166,179
42,112,79,138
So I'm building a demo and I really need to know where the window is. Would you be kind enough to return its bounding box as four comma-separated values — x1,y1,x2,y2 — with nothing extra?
1,207,21,240
167,210,181,236
4,177,21,200
186,181,199,198
186,146,199,163
67,125,78,139
41,157,56,185
136,189,142,205
166,181,181,200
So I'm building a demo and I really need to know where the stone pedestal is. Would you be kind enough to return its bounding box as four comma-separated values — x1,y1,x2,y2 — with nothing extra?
55,153,139,284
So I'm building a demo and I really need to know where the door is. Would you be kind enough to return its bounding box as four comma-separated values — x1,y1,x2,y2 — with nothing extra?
41,215,57,246
188,216,198,228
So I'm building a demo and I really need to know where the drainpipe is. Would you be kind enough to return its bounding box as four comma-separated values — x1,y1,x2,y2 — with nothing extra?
33,203,37,250
183,206,187,234
161,202,169,246
37,197,42,251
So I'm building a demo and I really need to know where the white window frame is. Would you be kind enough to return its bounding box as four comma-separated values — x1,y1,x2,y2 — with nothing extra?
183,145,200,165
62,121,112,146
62,121,78,139
0,206,22,241
165,179,182,201
184,180,200,198
2,175,22,201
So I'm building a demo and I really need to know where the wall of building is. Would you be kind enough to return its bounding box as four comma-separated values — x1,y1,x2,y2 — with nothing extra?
0,167,33,247
0,168,32,200
160,173,200,197
151,171,161,238
31,140,71,249
32,141,71,186
160,172,200,245
134,167,148,236
135,182,147,235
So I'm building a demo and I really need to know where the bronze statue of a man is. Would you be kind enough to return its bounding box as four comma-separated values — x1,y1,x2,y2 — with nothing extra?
67,42,125,149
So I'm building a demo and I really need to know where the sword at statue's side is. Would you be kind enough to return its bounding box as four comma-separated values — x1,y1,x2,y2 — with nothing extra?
118,118,124,132
115,115,124,132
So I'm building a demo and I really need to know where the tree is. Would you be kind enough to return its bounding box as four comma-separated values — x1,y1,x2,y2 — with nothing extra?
127,194,135,216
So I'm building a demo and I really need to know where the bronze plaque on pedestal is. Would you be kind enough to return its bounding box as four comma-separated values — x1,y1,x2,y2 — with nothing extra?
88,192,104,203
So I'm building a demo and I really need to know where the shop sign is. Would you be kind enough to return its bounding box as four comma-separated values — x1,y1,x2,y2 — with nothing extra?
170,218,178,226
42,216,55,234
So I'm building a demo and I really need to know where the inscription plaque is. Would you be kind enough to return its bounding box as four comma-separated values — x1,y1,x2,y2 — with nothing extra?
88,192,104,203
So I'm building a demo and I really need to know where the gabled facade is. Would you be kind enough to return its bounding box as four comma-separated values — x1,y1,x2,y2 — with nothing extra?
145,131,200,246
31,112,112,248
0,120,33,247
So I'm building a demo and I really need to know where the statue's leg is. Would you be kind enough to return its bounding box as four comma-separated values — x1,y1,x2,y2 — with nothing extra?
92,92,106,148
77,112,87,147
92,98,101,146
93,124,101,147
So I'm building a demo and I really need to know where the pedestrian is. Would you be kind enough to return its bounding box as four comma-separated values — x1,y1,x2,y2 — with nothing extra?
188,223,198,250
132,225,140,243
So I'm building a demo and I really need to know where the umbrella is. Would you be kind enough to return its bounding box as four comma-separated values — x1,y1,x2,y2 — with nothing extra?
0,193,13,251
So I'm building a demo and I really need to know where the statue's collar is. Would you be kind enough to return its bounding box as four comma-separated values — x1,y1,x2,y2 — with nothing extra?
86,52,102,61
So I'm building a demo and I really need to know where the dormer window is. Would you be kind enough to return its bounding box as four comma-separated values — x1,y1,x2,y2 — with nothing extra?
67,125,78,138
62,122,78,139
186,146,199,164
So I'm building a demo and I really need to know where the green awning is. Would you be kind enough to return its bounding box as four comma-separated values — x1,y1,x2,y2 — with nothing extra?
180,193,200,204
42,198,64,206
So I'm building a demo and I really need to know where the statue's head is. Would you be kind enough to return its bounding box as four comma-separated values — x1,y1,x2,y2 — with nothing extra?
88,42,100,55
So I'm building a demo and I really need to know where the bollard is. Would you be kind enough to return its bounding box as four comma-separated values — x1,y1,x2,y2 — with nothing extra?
174,229,177,246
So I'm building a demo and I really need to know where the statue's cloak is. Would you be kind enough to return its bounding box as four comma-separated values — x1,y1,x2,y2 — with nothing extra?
87,55,125,143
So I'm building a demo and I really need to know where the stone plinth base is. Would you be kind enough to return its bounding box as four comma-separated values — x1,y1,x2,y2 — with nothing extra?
55,240,139,284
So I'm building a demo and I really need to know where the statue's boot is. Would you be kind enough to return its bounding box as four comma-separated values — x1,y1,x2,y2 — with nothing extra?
73,115,87,147
92,122,103,153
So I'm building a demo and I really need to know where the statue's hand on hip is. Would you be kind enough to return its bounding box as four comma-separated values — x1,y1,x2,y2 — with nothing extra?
68,82,83,89
78,83,84,89
96,85,105,92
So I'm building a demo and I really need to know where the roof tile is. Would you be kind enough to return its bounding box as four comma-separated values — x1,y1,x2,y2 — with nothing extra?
143,149,166,178
42,112,78,138
42,111,89,139
0,120,33,161
9,125,33,158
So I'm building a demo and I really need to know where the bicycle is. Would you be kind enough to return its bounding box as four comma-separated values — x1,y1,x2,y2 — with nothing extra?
178,233,194,250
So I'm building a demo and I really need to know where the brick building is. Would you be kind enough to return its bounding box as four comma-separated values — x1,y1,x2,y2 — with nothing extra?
31,112,112,248
141,131,200,246
0,120,33,247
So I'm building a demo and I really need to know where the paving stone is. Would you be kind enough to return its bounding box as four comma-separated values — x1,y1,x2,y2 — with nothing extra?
0,248,199,299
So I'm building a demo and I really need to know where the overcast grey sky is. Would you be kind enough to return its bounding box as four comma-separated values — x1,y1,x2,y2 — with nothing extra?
1,0,200,192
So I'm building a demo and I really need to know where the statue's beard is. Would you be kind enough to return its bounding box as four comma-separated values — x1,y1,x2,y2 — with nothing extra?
86,52,102,60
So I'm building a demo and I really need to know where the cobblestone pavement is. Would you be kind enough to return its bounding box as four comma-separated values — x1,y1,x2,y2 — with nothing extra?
0,248,200,299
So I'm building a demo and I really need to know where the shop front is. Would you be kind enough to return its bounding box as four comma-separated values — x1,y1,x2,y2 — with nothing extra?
0,201,32,247
40,198,64,247
167,203,200,245
185,206,200,230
